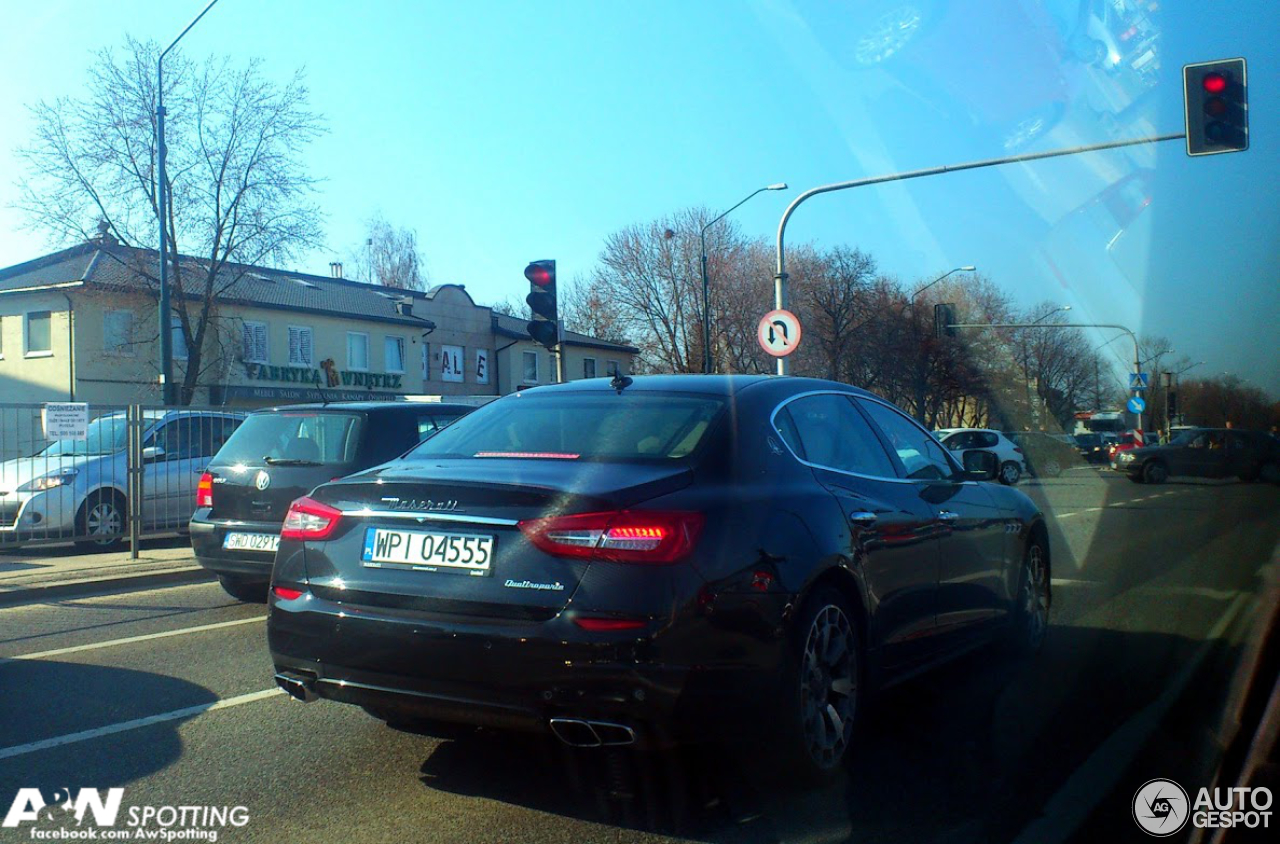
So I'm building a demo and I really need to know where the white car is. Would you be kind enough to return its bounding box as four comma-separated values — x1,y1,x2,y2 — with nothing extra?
0,410,243,549
933,428,1026,484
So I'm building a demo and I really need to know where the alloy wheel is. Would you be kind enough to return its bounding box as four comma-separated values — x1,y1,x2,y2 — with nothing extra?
800,605,858,769
1021,544,1049,651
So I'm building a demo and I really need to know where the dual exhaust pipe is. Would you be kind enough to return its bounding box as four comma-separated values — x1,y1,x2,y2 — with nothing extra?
549,717,637,747
275,673,636,749
275,671,318,703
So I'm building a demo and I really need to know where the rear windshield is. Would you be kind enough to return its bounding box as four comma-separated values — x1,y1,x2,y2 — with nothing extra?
213,411,364,465
406,393,724,461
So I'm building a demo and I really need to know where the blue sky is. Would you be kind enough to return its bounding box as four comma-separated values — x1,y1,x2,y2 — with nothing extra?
1,1,1276,393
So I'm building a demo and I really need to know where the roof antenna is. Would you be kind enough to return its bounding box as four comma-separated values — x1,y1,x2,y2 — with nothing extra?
611,373,632,393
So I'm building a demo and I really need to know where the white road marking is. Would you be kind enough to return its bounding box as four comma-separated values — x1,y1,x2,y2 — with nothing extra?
0,616,266,664
1011,592,1249,844
1049,578,1101,587
0,688,284,761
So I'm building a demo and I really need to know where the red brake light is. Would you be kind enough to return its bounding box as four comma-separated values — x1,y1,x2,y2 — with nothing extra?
1202,72,1228,94
272,585,304,601
518,510,705,564
281,496,343,541
196,472,214,508
573,616,647,632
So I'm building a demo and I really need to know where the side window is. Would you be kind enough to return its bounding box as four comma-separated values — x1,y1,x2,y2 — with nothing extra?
781,394,897,477
980,432,1000,448
199,417,241,458
857,399,956,480
154,418,201,460
773,408,805,460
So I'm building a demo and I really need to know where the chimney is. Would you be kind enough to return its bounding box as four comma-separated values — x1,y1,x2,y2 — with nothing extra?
395,297,413,317
329,262,343,278
93,220,118,246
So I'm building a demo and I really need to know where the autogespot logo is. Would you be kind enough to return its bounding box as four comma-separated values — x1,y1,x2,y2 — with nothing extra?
1133,779,1190,837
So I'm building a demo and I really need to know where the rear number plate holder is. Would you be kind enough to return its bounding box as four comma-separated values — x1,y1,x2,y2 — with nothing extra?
361,527,494,576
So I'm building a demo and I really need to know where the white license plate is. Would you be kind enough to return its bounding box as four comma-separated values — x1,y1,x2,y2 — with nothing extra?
361,527,493,576
223,532,280,553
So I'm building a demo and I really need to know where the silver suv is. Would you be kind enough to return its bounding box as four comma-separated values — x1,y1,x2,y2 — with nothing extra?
0,410,243,550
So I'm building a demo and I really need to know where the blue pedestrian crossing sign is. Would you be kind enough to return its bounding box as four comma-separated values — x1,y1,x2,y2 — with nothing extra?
1128,372,1150,390
1127,396,1146,414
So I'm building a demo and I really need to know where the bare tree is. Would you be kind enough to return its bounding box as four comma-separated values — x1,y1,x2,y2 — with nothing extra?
352,213,428,290
16,38,325,404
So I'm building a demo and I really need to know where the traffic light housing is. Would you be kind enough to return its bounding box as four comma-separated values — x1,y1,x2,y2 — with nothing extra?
524,260,558,350
934,303,957,338
1166,390,1178,420
1184,58,1248,156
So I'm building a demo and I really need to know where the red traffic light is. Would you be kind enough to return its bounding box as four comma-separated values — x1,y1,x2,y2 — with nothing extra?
1202,72,1228,94
524,261,555,287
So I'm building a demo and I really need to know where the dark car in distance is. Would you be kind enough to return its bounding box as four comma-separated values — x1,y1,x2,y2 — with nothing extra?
190,401,476,601
267,376,1051,781
1114,427,1280,484
1004,431,1084,478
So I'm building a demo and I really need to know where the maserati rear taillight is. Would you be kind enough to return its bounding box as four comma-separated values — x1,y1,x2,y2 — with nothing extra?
196,473,214,508
518,510,705,564
280,496,343,541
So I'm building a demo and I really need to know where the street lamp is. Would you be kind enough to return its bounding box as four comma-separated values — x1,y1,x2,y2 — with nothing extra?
699,183,787,373
156,0,221,405
910,266,977,303
1030,304,1071,324
1172,360,1205,377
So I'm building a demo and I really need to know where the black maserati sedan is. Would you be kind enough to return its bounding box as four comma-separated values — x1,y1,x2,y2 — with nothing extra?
267,376,1050,780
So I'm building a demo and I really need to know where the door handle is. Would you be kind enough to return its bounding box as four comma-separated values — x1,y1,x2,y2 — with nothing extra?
937,510,959,522
849,511,878,528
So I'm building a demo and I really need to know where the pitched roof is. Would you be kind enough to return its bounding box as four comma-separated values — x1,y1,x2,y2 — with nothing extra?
492,310,638,353
0,242,637,353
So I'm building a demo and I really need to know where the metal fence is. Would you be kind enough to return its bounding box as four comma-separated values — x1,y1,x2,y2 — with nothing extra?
0,402,245,555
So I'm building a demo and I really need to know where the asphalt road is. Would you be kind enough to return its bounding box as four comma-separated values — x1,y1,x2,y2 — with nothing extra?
0,468,1276,844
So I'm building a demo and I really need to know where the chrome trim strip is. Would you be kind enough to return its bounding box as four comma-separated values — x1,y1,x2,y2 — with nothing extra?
336,509,519,527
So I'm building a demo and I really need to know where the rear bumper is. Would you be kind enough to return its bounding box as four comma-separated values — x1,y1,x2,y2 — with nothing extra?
267,590,753,745
189,512,279,579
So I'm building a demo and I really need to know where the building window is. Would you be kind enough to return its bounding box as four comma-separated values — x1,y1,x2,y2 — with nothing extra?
385,336,405,373
347,332,369,371
288,326,314,366
241,320,268,363
172,315,188,361
606,360,621,377
25,311,52,356
583,358,597,379
523,350,539,383
440,344,463,383
104,310,134,355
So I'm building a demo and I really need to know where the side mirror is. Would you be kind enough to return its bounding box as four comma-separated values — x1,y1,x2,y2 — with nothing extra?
962,449,999,481
141,445,167,463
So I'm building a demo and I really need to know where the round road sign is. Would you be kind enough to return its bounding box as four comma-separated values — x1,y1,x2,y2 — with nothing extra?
757,309,802,357
1127,396,1146,414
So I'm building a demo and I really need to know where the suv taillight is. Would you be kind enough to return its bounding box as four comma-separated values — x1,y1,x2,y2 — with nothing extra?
196,473,214,509
518,510,705,564
281,496,343,541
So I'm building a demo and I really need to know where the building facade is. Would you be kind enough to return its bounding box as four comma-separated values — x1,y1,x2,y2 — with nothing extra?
0,240,637,407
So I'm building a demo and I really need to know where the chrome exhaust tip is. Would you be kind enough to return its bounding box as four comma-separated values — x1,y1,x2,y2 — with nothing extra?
274,671,318,703
549,718,637,747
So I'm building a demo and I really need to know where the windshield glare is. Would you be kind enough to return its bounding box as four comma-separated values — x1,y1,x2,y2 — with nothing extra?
408,394,724,461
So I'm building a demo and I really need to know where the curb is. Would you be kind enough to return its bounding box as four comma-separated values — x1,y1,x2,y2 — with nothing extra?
0,566,215,607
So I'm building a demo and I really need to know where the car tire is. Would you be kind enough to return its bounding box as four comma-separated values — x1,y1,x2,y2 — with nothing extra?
999,461,1022,485
74,491,127,552
774,586,862,784
1041,459,1062,478
217,575,268,603
1261,462,1280,485
1126,474,1145,484
1006,537,1050,657
1143,461,1169,485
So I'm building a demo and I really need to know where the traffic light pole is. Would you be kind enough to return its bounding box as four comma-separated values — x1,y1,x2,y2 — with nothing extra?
772,132,1184,376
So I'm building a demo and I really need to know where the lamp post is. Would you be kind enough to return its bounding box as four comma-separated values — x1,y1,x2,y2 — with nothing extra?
910,265,977,303
156,0,221,405
699,183,787,374
907,266,976,423
1031,304,1071,324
